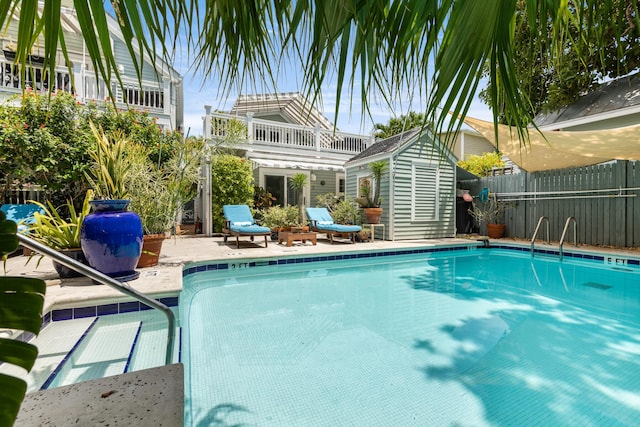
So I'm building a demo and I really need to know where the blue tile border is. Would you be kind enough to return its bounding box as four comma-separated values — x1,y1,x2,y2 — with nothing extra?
124,322,144,373
181,243,640,280
182,245,481,278
47,295,180,324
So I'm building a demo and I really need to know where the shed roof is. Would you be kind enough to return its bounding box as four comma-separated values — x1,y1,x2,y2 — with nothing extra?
346,128,423,164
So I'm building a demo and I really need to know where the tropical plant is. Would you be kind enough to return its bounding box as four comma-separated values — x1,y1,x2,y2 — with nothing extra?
126,137,205,235
457,152,505,177
315,192,342,212
28,190,93,250
0,211,45,427
85,122,131,200
288,173,308,224
261,205,299,229
210,155,255,232
355,160,388,208
331,199,361,225
374,112,428,139
468,197,510,225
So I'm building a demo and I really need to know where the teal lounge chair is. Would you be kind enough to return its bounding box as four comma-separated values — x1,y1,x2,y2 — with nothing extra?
0,203,45,233
222,205,271,248
306,207,361,244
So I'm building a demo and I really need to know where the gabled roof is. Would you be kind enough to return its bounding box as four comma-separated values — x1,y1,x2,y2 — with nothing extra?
346,128,423,164
535,73,640,128
230,92,335,130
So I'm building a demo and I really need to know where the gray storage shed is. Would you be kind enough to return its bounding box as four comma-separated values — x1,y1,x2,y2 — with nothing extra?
344,128,458,240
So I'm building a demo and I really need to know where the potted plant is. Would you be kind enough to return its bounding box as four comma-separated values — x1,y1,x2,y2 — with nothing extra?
0,211,45,427
27,190,92,278
468,196,509,238
261,205,299,240
126,138,204,267
288,172,309,229
81,122,143,281
355,160,388,224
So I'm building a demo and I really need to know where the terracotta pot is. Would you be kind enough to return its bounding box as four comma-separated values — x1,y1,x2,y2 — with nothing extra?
486,223,506,239
137,234,166,268
363,207,383,224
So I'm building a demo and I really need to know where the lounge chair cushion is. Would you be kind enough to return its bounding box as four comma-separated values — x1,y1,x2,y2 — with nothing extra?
315,223,361,233
306,207,362,233
223,205,270,234
1,203,45,233
229,224,271,234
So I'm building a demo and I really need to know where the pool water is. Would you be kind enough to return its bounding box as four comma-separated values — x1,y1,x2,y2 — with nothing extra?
181,248,640,426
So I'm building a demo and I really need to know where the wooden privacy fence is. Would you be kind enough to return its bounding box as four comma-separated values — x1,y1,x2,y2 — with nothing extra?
466,161,640,247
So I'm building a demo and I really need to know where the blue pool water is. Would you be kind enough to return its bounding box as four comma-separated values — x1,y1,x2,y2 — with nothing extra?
181,248,640,426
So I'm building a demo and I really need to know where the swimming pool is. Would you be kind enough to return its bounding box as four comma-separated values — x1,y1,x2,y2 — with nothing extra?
180,246,640,426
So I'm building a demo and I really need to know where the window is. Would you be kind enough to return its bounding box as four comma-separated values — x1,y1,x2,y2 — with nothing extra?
411,163,439,221
357,176,373,198
335,173,345,196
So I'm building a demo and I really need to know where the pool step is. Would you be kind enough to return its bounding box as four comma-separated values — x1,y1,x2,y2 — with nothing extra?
43,319,143,389
0,317,96,392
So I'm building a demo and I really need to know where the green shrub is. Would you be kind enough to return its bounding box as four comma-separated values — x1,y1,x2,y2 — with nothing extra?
457,152,505,177
331,199,361,225
261,205,299,229
210,155,254,232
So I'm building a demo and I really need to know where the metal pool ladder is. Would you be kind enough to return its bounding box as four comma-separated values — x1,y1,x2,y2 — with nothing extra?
530,216,550,256
17,234,176,365
559,216,578,261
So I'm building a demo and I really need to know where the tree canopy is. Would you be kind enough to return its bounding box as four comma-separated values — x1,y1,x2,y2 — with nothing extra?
480,0,640,121
374,112,429,140
2,1,638,144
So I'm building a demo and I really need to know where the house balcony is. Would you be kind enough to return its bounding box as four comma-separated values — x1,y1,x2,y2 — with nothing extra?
204,111,374,158
0,58,165,116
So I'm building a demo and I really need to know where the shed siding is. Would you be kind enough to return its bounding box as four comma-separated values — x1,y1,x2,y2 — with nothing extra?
345,134,456,241
392,138,455,239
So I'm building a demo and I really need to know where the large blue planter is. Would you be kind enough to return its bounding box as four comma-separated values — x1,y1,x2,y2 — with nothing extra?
80,200,143,282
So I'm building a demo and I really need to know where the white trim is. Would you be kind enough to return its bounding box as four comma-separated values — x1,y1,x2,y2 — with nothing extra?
537,105,640,131
410,161,440,222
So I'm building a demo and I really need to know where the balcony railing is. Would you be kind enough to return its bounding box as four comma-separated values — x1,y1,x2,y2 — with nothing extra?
206,111,373,155
1,60,165,113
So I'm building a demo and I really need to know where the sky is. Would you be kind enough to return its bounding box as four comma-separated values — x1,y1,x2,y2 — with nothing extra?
176,66,496,137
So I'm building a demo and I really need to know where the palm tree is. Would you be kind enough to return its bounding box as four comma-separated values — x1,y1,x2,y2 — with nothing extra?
1,1,634,142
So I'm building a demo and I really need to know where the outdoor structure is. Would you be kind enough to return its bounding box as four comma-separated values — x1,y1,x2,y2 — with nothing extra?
0,2,183,131
200,93,374,235
460,73,640,247
344,128,458,240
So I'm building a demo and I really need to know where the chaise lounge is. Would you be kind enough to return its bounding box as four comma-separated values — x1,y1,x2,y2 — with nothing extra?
0,203,45,233
306,207,362,244
222,204,271,248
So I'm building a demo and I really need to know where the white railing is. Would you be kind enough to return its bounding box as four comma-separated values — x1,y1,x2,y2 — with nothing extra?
1,60,165,113
206,111,373,155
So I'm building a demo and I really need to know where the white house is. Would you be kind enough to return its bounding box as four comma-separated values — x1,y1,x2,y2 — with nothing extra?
0,2,183,131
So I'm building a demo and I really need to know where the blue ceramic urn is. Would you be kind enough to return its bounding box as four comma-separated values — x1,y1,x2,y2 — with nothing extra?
80,200,143,281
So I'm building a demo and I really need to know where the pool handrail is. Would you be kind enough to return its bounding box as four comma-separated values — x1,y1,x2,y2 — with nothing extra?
530,216,550,256
559,216,578,261
17,234,176,365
